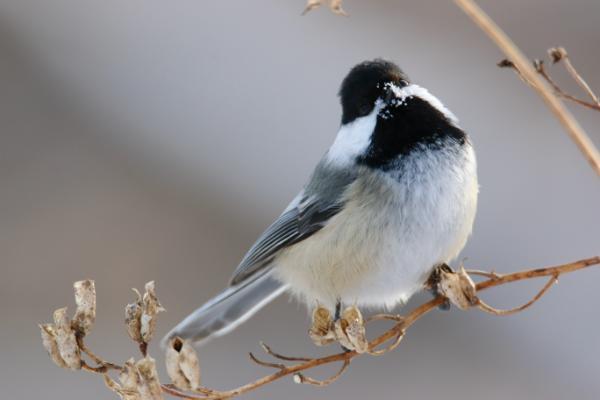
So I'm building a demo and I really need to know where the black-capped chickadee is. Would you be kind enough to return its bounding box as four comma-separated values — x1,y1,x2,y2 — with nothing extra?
163,59,478,346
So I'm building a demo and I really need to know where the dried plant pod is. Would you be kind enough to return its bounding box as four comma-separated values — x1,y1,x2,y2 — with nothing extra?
437,266,478,310
104,372,142,400
165,337,201,390
308,306,336,346
103,359,143,400
334,306,368,354
136,356,164,400
125,289,144,343
40,324,69,369
52,307,82,370
302,0,322,15
303,0,347,16
140,281,165,343
72,280,96,336
548,47,567,64
120,358,142,392
329,0,348,16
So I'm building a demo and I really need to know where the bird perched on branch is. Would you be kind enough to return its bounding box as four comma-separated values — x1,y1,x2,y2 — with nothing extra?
163,59,478,346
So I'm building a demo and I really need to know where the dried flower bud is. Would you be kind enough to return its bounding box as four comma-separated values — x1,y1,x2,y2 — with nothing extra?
329,0,348,16
437,266,478,310
120,358,142,392
50,307,82,370
302,0,322,15
548,47,567,64
497,59,515,68
165,337,201,390
104,374,142,400
334,306,368,354
40,324,69,369
125,289,144,343
140,281,165,343
103,359,143,400
136,356,164,400
308,306,335,346
72,280,96,336
533,59,544,72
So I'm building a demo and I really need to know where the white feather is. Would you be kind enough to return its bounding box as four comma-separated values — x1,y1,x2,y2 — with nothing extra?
325,100,384,167
274,142,478,310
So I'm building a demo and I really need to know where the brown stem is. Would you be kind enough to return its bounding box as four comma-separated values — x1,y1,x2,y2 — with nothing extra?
161,256,600,400
560,52,600,105
454,0,600,176
476,274,558,316
76,335,122,372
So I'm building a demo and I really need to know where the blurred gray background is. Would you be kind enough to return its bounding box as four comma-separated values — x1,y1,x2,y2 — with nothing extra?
1,0,599,399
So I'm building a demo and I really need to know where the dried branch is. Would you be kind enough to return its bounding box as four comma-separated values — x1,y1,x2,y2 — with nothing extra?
499,54,600,112
302,0,348,16
454,0,600,176
40,257,600,399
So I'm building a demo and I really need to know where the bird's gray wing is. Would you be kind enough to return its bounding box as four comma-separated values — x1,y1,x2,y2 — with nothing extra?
229,192,342,285
229,162,357,286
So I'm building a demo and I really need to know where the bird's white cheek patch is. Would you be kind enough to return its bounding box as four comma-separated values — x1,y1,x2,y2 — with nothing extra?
326,101,383,166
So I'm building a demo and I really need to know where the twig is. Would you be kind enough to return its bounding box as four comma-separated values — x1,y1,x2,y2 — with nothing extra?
476,274,558,316
500,59,600,112
260,341,313,362
454,0,600,176
550,47,600,105
76,335,122,371
248,352,286,370
293,359,351,386
160,256,599,400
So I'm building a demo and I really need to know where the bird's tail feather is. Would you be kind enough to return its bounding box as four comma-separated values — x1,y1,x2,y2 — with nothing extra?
161,270,287,347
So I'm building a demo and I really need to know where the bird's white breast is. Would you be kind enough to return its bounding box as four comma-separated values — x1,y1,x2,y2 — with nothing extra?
274,141,478,310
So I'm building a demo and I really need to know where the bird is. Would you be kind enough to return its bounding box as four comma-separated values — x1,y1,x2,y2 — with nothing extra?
163,59,478,346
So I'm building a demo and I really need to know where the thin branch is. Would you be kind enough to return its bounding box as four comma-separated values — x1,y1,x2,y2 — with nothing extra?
248,352,286,370
500,59,600,112
550,47,600,105
76,335,122,372
454,0,600,176
476,274,558,316
160,256,599,400
293,359,351,386
260,341,314,362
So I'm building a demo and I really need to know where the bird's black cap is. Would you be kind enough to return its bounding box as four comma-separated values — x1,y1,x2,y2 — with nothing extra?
339,59,409,124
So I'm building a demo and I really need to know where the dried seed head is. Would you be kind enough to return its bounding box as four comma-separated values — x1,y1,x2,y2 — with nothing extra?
40,324,69,369
104,373,142,400
308,306,336,346
72,280,96,336
140,281,165,343
165,337,201,390
125,289,143,343
302,0,322,15
104,359,143,400
120,358,142,392
136,356,164,400
437,267,478,310
497,59,515,68
334,306,368,354
52,307,82,370
533,59,544,72
548,47,567,64
329,0,348,16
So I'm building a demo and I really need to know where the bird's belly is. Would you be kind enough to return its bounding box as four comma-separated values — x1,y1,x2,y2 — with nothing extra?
274,145,478,310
